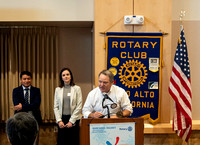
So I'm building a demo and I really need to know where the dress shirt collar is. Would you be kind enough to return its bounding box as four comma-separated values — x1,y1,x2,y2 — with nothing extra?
22,85,31,90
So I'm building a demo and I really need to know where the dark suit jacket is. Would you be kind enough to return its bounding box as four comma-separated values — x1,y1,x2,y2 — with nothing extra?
12,85,42,124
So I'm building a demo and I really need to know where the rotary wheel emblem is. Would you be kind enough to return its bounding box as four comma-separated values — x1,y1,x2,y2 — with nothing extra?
118,60,148,88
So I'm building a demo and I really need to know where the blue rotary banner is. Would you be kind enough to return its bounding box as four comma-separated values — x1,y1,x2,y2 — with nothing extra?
106,32,163,123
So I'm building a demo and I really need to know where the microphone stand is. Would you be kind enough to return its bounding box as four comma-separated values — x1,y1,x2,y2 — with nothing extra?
105,105,110,118
102,94,111,118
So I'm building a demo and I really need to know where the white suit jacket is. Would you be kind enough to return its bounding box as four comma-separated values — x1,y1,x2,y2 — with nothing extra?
54,85,82,124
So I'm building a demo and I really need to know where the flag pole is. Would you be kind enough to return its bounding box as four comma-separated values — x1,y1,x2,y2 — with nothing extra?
169,9,192,143
179,10,185,30
180,12,189,145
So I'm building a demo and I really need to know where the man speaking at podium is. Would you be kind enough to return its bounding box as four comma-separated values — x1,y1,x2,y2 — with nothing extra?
82,70,132,118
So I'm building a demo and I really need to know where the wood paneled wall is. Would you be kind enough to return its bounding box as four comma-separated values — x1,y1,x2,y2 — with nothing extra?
94,0,172,124
94,0,134,85
134,0,172,123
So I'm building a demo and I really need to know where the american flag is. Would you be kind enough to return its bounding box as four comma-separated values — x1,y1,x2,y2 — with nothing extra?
169,27,192,142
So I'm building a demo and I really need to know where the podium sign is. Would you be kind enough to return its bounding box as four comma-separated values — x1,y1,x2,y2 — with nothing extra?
106,32,163,123
90,122,135,145
80,118,144,145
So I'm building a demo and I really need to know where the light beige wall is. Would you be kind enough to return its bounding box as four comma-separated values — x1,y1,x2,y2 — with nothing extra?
58,28,93,103
172,0,200,21
94,0,134,86
0,0,94,21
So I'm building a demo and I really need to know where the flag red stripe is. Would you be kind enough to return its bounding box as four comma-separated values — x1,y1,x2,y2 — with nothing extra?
170,75,191,110
176,103,182,130
169,65,192,127
185,127,192,141
169,87,192,129
172,66,192,97
169,79,192,119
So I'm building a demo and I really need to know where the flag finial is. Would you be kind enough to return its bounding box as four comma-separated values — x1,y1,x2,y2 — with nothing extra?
179,10,186,30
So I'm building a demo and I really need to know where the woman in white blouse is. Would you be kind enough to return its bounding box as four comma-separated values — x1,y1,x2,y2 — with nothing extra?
54,68,82,145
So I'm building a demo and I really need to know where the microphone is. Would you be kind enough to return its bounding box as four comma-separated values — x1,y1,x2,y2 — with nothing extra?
102,93,117,109
102,93,118,118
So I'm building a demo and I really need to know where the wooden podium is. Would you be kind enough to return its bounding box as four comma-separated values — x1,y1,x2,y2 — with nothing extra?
80,118,144,145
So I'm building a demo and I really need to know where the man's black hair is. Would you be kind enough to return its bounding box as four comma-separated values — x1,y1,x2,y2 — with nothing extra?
20,71,32,79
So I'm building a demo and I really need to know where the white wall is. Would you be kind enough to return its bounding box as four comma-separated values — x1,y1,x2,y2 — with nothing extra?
0,0,94,21
172,0,200,20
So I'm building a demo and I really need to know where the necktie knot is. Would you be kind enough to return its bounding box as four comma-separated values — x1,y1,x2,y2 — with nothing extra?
25,88,29,91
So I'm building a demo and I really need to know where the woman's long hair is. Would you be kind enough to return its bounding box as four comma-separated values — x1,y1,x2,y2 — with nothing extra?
59,68,75,87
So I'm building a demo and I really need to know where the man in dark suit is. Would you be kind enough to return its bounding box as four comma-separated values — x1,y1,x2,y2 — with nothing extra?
12,71,42,145
12,71,42,124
